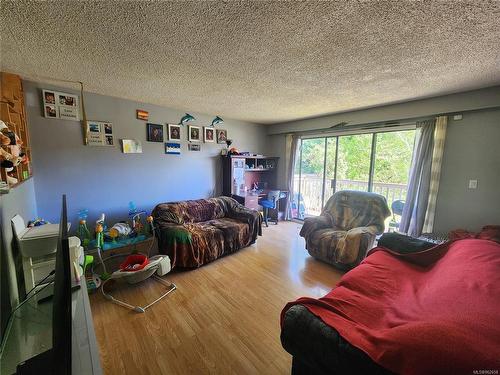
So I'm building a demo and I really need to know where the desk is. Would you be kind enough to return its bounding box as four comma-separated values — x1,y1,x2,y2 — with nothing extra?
0,278,102,375
232,190,288,220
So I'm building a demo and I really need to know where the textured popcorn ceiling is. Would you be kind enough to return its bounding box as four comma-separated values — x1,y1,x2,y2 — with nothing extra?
1,1,499,124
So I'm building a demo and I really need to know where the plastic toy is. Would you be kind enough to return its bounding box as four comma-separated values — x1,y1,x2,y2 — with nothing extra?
128,201,146,235
96,213,107,231
109,222,132,238
95,223,104,248
109,227,119,243
28,218,50,227
146,215,154,235
76,209,91,247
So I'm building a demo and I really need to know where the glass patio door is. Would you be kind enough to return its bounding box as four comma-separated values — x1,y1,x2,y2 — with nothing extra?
293,129,415,222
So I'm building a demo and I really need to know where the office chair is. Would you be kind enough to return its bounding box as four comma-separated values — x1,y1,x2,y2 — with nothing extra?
258,190,285,227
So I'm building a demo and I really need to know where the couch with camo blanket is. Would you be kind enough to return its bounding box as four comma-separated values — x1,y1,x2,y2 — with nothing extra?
152,196,262,268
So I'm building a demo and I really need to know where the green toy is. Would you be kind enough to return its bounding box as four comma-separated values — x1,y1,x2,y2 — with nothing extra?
77,209,91,247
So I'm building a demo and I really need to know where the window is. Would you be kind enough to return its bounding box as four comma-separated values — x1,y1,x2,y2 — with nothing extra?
293,128,416,223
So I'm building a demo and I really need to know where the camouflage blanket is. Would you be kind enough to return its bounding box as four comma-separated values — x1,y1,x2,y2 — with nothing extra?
152,196,262,268
300,190,390,269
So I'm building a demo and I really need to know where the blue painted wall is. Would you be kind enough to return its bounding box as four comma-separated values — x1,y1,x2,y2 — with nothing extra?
24,81,270,228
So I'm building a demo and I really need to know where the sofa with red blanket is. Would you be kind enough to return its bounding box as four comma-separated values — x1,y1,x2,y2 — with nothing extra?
281,230,500,374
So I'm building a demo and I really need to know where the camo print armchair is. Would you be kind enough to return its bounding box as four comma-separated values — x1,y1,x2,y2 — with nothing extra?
300,190,390,270
152,196,262,268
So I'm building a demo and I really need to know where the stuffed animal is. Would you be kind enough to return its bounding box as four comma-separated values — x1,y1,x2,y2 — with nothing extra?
0,120,24,169
0,147,22,168
0,121,15,146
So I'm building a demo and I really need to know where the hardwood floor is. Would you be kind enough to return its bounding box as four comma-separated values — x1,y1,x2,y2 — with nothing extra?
89,222,344,374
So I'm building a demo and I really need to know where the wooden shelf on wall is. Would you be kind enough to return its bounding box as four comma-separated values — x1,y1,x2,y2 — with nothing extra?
1,72,33,190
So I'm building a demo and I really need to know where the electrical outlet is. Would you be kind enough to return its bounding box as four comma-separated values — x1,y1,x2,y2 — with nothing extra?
468,179,478,189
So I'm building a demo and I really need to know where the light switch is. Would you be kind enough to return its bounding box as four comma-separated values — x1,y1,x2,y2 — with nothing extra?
468,179,478,189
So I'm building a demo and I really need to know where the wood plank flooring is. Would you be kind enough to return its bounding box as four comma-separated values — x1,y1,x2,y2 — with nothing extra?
89,222,344,374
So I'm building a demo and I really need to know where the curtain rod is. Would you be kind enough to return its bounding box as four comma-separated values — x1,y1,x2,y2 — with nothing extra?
294,119,421,137
275,105,500,137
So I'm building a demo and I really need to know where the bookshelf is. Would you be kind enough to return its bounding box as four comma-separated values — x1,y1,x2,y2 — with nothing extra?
0,72,32,189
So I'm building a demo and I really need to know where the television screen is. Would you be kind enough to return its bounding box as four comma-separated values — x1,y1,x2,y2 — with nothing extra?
16,195,72,374
52,194,72,374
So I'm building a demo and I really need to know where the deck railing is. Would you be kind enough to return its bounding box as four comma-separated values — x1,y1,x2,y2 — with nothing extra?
294,174,408,217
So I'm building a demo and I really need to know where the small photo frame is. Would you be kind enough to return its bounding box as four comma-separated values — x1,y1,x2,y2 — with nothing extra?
147,123,164,142
105,135,114,146
104,123,113,134
188,144,201,151
216,129,227,144
136,109,149,121
58,94,77,106
44,91,55,104
88,123,101,132
204,127,215,143
45,104,58,118
188,125,201,142
165,142,181,155
168,124,181,141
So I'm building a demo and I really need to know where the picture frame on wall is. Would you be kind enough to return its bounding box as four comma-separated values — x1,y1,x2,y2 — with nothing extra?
122,139,143,153
147,123,164,142
85,120,114,146
42,89,79,121
216,129,227,144
203,127,215,143
168,124,181,141
165,142,181,155
188,144,201,151
136,109,149,121
188,125,201,142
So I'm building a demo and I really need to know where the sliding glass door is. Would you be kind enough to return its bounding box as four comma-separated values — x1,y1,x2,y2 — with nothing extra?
293,129,415,221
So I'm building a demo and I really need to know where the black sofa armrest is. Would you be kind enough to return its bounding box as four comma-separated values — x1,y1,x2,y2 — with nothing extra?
377,232,436,254
281,305,391,375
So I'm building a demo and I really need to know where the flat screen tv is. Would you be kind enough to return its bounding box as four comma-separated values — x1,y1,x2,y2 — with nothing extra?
17,195,72,374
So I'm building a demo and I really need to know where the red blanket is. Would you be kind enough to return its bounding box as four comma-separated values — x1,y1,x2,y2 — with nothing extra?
281,239,500,374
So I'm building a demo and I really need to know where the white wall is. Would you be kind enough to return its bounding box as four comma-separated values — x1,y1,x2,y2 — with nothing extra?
0,178,38,306
24,80,270,228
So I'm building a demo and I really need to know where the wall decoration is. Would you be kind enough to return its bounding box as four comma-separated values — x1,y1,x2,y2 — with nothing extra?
188,125,201,142
85,121,114,146
146,123,164,142
211,116,224,127
42,89,79,121
136,109,149,121
216,129,228,144
168,124,181,141
122,139,142,153
165,142,181,155
188,144,201,151
179,113,195,126
203,127,215,143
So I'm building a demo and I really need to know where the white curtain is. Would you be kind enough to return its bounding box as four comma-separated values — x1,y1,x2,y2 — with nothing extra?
422,116,447,233
285,134,300,220
400,116,448,237
400,119,435,236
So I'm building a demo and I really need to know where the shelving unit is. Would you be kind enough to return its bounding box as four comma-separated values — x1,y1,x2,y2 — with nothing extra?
1,72,32,188
222,155,279,198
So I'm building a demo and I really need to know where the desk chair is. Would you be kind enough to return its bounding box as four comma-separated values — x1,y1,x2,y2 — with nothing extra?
389,200,405,231
259,190,286,227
